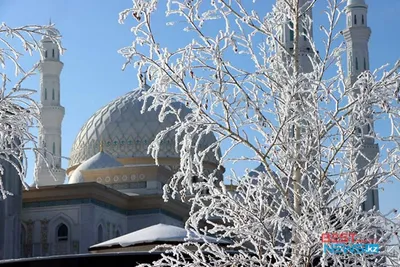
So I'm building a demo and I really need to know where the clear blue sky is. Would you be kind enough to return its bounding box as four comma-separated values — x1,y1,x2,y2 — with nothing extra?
1,0,399,214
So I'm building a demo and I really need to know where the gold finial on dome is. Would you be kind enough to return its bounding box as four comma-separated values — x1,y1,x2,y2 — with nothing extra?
99,139,104,152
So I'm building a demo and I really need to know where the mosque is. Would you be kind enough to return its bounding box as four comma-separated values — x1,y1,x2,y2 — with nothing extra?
0,28,222,258
0,0,379,261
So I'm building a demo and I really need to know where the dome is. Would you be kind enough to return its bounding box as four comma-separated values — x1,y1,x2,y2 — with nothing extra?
69,151,123,184
68,88,218,169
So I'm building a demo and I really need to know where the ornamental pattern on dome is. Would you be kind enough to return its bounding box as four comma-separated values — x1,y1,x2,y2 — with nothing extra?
68,89,218,168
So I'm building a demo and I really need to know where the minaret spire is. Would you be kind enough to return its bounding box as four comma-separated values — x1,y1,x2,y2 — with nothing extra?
278,0,314,73
34,24,66,186
344,0,370,85
343,0,379,211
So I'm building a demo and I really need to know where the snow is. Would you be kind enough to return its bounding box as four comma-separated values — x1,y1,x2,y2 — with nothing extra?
90,223,231,249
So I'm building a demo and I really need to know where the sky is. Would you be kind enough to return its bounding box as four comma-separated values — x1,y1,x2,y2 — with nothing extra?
1,0,399,214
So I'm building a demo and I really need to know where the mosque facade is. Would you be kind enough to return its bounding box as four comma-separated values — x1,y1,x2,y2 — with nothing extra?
0,0,378,260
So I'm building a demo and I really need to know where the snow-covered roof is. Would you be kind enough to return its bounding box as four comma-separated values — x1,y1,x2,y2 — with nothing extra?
90,223,231,250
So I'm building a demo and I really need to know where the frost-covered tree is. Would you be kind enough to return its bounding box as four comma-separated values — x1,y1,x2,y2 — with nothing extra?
119,0,400,266
0,23,62,199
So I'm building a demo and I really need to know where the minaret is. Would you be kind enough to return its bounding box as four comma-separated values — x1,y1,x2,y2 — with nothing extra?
343,0,379,211
35,29,66,186
279,0,314,73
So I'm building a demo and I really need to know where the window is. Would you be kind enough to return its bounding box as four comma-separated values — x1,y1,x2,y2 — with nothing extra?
289,22,294,41
52,49,55,58
44,88,47,100
45,50,47,58
57,224,68,241
371,191,375,208
97,225,103,243
52,89,55,100
362,15,365,25
355,57,359,70
53,142,56,154
289,125,295,138
354,15,357,25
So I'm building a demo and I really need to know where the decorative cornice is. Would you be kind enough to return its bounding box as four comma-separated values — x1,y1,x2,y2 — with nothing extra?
23,198,183,221
343,27,371,43
22,182,189,221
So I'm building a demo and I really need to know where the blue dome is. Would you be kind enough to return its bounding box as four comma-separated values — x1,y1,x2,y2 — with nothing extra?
69,151,123,184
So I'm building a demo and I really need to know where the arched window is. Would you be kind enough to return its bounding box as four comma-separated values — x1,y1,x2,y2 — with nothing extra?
45,50,47,58
52,89,55,100
57,224,68,241
354,14,357,25
355,57,359,70
97,225,103,243
362,15,365,25
44,88,47,100
52,49,55,58
115,230,120,238
52,142,56,154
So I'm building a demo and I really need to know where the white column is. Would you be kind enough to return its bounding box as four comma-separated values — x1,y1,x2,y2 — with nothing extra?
279,0,314,73
343,0,379,211
35,33,66,186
